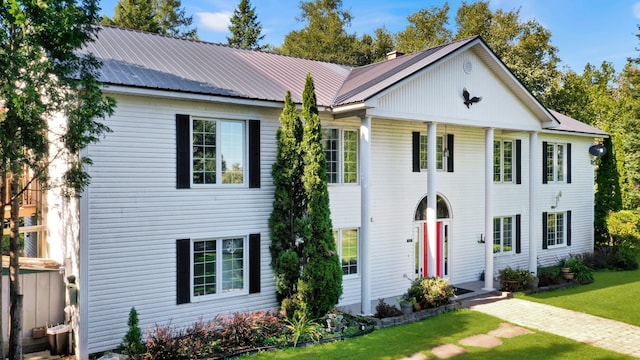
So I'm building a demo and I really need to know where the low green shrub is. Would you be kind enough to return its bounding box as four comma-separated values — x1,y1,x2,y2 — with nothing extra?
374,298,403,318
537,266,563,287
406,277,455,309
565,256,594,283
499,267,533,292
614,244,640,270
606,210,640,247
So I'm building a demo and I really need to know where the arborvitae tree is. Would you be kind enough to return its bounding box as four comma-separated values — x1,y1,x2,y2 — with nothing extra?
227,0,265,49
594,136,622,245
299,74,342,319
269,91,305,309
118,307,146,358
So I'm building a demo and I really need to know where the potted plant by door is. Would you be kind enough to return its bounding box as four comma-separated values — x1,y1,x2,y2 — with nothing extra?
399,295,415,315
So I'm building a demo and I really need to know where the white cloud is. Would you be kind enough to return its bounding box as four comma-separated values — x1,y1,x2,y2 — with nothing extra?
197,11,232,32
634,2,640,19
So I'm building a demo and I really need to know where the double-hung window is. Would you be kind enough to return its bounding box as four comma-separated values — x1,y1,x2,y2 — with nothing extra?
494,140,514,182
192,118,246,186
419,134,445,170
322,128,358,184
545,212,565,247
493,216,514,254
544,142,567,183
333,228,359,276
192,236,247,299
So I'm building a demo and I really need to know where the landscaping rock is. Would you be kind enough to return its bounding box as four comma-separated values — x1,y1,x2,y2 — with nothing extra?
488,323,534,338
430,344,468,358
458,334,502,348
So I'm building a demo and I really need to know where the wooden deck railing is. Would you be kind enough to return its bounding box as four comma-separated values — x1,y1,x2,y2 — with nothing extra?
3,171,41,219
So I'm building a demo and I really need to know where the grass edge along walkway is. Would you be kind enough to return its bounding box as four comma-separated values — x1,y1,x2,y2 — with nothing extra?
247,309,634,359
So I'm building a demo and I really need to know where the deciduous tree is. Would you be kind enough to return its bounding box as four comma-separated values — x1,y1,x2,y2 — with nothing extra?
101,0,197,39
0,1,115,358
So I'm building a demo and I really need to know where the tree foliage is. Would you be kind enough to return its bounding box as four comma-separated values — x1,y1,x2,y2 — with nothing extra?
395,3,452,53
299,74,342,319
227,0,265,50
270,75,342,320
269,91,305,307
280,0,386,65
0,0,115,358
101,0,197,39
594,137,622,245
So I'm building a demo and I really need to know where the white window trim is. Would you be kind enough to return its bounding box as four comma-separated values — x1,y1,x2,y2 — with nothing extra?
494,139,514,183
419,134,446,171
546,142,566,183
324,128,359,185
190,235,249,303
335,228,360,278
493,216,515,255
547,212,566,249
190,117,248,188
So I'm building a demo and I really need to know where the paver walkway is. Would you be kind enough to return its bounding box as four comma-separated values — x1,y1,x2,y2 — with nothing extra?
465,293,640,358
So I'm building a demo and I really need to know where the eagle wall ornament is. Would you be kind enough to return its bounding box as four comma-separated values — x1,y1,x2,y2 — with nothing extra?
462,88,482,108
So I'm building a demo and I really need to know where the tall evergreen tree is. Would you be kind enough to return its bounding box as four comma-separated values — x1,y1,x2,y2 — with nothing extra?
299,74,342,319
269,91,305,309
594,136,622,245
227,0,265,49
0,1,115,358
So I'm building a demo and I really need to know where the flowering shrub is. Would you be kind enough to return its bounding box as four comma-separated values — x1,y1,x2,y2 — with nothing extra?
406,277,455,309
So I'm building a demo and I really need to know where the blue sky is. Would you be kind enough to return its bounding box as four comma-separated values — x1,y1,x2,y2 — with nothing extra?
98,0,640,72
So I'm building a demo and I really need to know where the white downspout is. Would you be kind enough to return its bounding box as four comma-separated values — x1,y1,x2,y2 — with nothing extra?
360,115,372,315
484,128,495,290
427,122,437,277
529,132,538,275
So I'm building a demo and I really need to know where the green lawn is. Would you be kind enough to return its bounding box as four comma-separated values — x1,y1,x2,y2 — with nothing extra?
516,268,640,326
246,310,633,359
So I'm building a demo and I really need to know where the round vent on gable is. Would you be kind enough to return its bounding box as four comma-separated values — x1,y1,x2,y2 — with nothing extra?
463,59,473,74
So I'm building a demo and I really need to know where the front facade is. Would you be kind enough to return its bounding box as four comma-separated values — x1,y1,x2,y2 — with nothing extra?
42,27,605,357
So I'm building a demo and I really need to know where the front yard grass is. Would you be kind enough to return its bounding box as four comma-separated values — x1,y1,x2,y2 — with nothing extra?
517,268,640,326
246,309,633,359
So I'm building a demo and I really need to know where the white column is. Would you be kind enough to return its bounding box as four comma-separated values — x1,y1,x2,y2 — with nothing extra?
484,128,495,290
360,115,372,315
427,122,437,277
529,132,538,275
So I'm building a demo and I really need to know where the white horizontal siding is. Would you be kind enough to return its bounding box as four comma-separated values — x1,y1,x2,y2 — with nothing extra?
375,52,542,132
85,95,280,353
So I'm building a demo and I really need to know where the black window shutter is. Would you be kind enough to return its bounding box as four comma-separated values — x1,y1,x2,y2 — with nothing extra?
542,141,548,184
176,114,191,189
447,134,454,173
412,132,420,172
248,120,261,188
542,212,548,250
515,139,522,184
176,239,191,304
566,211,572,246
566,143,572,184
249,233,261,294
515,214,522,254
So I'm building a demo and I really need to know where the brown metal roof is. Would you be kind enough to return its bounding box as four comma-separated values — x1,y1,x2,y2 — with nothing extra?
548,110,608,136
84,26,604,136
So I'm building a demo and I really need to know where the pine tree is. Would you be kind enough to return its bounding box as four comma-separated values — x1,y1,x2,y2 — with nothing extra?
269,91,305,308
118,307,146,358
227,0,264,49
299,74,343,319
